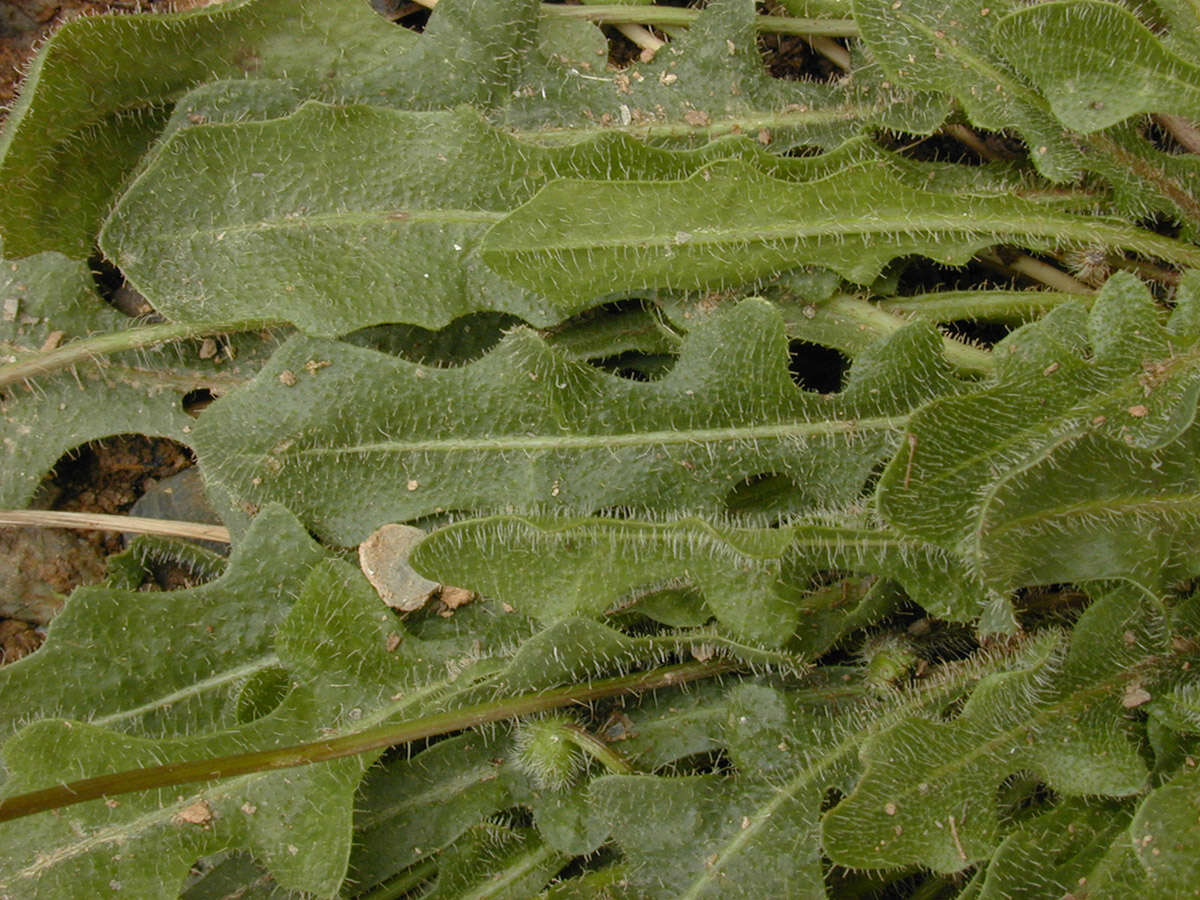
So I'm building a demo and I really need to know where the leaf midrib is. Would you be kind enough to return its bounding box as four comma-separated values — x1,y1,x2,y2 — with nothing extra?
281,416,908,458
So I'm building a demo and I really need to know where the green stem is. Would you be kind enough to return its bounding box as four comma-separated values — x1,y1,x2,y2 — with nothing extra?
355,859,438,900
877,290,1090,323
976,250,1095,295
780,294,995,375
839,296,994,374
0,659,731,823
0,319,279,389
564,725,635,775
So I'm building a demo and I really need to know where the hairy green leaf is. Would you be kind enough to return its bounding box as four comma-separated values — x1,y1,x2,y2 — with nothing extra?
996,1,1200,133
851,0,1079,179
822,587,1163,872
481,160,1200,298
1129,767,1200,893
0,505,324,747
593,773,827,898
0,0,414,256
502,0,867,150
103,104,822,336
0,246,192,506
879,272,1200,593
194,299,966,546
412,511,985,647
349,732,530,890
976,798,1139,899
0,548,410,896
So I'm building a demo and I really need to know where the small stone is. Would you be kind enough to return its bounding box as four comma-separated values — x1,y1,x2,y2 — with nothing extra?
1122,684,1152,708
359,524,439,612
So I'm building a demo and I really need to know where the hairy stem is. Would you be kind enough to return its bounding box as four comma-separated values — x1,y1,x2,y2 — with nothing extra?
0,319,279,389
877,289,1089,323
615,22,665,57
1154,114,1200,155
565,724,636,775
977,250,1095,295
0,659,732,823
355,859,438,900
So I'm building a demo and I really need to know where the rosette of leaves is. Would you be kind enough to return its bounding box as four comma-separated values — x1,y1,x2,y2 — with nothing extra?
0,0,1200,898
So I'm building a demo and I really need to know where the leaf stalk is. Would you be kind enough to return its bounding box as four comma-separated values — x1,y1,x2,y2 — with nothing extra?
0,659,732,824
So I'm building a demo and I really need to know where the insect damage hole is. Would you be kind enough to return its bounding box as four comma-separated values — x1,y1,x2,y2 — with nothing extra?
788,340,849,394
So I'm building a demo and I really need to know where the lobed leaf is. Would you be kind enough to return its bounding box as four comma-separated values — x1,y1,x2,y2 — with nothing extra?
190,298,963,545
975,798,1140,899
850,0,1080,179
0,505,325,748
481,160,1200,299
879,272,1200,593
0,547,411,896
1129,767,1200,893
822,587,1163,872
102,104,817,336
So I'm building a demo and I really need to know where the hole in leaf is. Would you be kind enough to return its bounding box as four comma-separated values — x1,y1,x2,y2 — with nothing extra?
380,0,430,31
1142,117,1190,155
342,312,521,366
935,693,969,722
589,350,676,381
88,252,157,319
1137,212,1182,239
788,339,848,393
820,786,844,813
757,32,843,83
233,665,292,724
939,319,1012,350
880,127,1027,166
913,621,979,667
895,256,1015,295
996,772,1058,827
182,388,215,416
45,435,194,515
1012,584,1090,629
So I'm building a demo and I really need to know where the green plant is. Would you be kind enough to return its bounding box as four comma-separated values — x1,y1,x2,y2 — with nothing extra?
1,0,1199,896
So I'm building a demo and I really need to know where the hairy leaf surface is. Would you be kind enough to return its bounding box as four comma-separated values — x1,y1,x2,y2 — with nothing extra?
0,243,283,509
822,588,1163,872
481,161,1200,298
103,105,827,336
996,1,1200,133
0,0,414,256
851,0,1079,179
0,551,411,896
879,273,1200,592
412,513,986,647
192,299,962,545
0,505,323,748
975,799,1139,899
